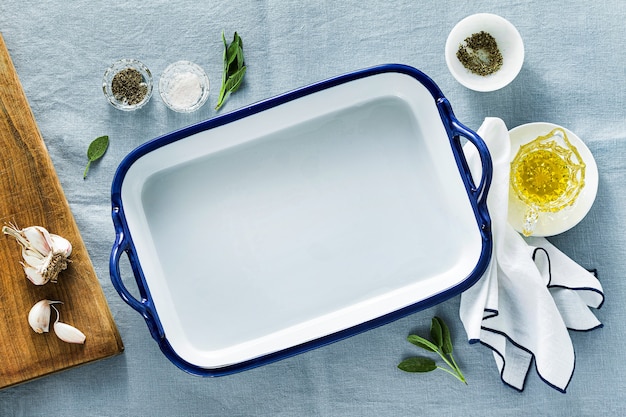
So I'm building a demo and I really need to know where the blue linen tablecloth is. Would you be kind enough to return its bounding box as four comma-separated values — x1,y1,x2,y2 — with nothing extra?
1,1,625,415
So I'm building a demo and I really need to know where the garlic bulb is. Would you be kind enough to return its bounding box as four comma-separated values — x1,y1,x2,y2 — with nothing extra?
2,224,72,285
27,299,60,333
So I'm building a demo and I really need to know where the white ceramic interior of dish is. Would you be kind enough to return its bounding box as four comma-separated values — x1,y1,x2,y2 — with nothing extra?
508,122,598,236
120,72,483,368
445,13,524,92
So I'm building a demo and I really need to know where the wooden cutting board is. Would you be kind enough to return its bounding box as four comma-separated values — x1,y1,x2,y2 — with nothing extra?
0,33,123,389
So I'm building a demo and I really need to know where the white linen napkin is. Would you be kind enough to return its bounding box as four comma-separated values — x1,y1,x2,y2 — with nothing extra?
459,117,604,393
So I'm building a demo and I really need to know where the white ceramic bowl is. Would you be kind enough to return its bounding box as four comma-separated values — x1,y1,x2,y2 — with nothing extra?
445,13,524,92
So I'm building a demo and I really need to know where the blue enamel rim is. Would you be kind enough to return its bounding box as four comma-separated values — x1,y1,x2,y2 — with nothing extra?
110,63,493,376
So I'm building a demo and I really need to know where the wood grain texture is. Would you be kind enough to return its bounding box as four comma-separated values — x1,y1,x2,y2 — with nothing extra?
0,33,123,390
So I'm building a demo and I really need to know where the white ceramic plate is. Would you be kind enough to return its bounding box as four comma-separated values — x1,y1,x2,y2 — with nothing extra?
110,65,492,375
508,122,598,236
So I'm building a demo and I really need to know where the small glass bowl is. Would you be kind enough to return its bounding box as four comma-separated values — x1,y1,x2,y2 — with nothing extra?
103,59,153,111
159,61,210,113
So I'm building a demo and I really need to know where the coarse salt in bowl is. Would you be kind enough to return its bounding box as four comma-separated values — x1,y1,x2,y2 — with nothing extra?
445,13,524,92
159,61,210,113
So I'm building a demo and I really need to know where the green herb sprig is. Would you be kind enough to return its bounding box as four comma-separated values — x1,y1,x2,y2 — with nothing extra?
215,31,247,111
83,135,109,179
398,316,467,384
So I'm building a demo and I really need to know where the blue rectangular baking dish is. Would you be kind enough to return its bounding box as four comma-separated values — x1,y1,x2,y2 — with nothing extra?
110,64,492,376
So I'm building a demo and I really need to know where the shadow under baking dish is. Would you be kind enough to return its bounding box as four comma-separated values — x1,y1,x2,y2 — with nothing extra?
111,65,492,375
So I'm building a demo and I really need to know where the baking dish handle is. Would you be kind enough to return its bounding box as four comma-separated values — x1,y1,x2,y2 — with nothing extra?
438,98,492,230
110,206,164,340
452,119,492,206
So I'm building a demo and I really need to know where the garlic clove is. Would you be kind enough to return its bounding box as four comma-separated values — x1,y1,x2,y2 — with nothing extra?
50,233,72,257
53,321,86,344
23,265,48,285
22,226,52,256
28,300,51,333
50,303,86,344
22,249,44,268
27,300,61,333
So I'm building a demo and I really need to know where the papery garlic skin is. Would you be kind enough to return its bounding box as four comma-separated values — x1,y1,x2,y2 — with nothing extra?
2,224,72,285
53,321,86,344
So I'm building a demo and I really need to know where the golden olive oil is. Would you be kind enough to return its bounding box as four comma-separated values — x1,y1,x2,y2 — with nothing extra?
512,148,570,207
510,128,586,228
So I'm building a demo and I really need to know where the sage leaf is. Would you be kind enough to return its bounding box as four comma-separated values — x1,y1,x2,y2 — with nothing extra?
407,334,439,353
435,316,453,355
226,39,240,67
236,46,244,68
398,357,437,373
83,135,109,179
430,317,443,350
400,316,467,384
215,31,246,111
225,66,247,93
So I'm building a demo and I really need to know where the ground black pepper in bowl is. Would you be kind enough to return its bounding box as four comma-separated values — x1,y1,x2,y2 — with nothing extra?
103,59,153,111
456,31,503,76
111,68,148,105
